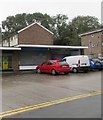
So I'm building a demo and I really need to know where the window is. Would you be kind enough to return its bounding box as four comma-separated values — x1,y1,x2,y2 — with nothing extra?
91,34,94,37
10,37,13,41
48,61,54,65
62,59,66,61
58,61,68,65
102,41,103,46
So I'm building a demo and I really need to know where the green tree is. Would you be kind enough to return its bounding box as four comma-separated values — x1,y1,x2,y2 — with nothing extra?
67,16,101,45
52,14,70,45
2,13,53,38
2,14,101,46
2,13,28,38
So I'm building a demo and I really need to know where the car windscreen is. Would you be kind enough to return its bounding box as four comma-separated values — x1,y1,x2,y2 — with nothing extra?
98,58,103,62
92,59,100,62
48,61,54,65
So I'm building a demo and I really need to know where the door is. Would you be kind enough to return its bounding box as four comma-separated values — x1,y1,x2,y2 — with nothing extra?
2,55,12,69
3,56,9,69
40,62,48,72
46,61,54,73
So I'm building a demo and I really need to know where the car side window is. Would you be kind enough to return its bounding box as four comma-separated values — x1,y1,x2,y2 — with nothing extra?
47,61,54,65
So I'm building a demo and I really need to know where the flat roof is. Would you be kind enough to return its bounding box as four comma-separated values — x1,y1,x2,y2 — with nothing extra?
0,47,21,50
79,29,103,37
16,44,88,49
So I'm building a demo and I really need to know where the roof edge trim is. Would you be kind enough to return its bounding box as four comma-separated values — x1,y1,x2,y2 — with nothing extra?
18,22,54,35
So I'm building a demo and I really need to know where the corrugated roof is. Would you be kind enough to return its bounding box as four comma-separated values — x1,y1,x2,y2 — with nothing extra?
18,22,54,35
16,44,88,49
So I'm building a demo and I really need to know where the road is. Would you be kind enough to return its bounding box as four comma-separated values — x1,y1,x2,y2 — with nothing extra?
1,71,102,118
7,94,101,118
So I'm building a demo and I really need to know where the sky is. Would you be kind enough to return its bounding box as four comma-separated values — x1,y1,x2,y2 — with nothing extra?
0,0,102,25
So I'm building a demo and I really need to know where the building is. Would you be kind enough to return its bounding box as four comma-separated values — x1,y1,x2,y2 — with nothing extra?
1,22,54,47
1,22,54,71
1,22,88,72
79,29,103,58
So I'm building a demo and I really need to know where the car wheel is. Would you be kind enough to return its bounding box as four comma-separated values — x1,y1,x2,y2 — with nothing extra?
64,72,69,74
99,68,102,71
73,68,78,73
36,69,41,74
51,69,56,75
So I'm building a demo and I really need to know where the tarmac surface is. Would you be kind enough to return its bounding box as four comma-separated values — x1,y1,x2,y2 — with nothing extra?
2,71,101,113
8,95,101,118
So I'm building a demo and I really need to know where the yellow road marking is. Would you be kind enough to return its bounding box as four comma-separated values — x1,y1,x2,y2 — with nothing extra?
0,90,102,118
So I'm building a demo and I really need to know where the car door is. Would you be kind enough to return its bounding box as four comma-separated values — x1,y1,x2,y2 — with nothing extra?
40,62,48,72
46,61,54,73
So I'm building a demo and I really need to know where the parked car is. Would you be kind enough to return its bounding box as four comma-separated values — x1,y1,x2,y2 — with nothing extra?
62,55,90,73
36,60,70,75
98,57,103,62
89,58,103,70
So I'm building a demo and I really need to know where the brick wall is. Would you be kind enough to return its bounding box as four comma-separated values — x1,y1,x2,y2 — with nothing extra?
12,51,20,72
81,32,102,57
18,24,53,45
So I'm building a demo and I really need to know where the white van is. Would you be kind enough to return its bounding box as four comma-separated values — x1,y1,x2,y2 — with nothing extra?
62,55,90,73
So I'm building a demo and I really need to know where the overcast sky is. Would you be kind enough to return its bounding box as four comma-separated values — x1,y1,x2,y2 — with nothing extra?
0,0,102,24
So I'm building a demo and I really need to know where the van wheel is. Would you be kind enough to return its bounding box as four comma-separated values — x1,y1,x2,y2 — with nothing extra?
36,69,41,74
73,68,78,73
84,70,88,73
51,69,56,75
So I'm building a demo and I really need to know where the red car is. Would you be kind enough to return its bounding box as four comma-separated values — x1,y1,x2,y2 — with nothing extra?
36,60,70,75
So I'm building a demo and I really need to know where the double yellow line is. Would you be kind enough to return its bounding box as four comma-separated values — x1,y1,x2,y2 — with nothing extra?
0,90,102,118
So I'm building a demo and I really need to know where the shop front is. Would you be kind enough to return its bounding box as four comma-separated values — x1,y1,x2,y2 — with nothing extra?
1,47,21,72
1,45,88,72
